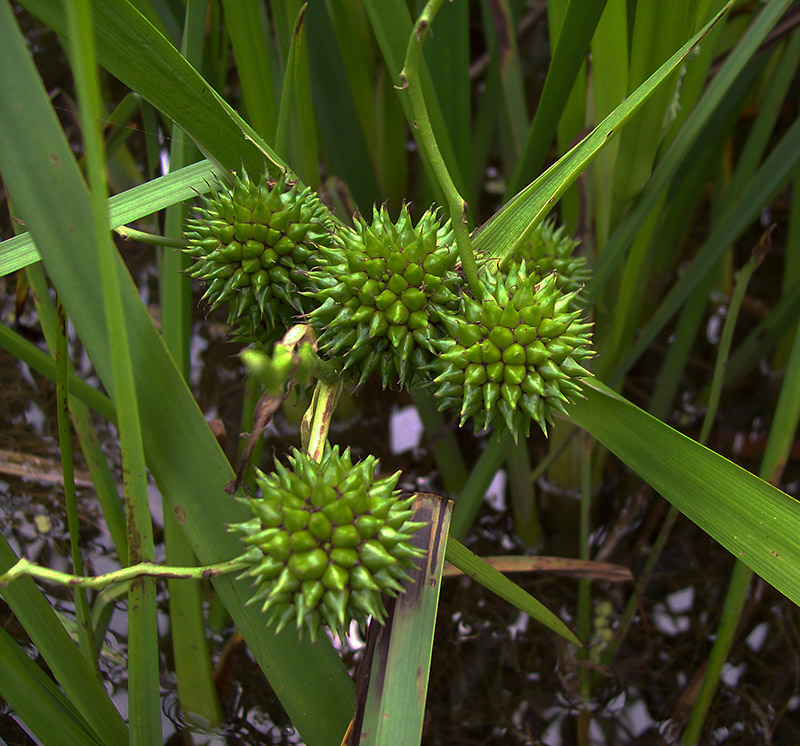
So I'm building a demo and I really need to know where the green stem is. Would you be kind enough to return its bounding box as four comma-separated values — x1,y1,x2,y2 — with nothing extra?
66,4,159,742
683,264,800,744
699,234,768,444
576,433,593,713
606,244,767,672
26,263,128,559
410,389,468,495
55,301,98,667
400,0,482,300
305,381,341,461
681,563,752,745
114,225,187,248
506,440,542,547
0,557,248,591
601,504,679,666
449,429,513,539
159,0,223,727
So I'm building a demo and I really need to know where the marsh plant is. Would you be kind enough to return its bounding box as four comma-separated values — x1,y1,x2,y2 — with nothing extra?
1,1,799,745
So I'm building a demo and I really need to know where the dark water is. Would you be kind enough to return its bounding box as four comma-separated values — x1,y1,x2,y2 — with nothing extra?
3,9,800,744
2,272,799,746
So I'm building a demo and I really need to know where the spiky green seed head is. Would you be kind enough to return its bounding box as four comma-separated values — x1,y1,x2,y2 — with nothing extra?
229,446,426,642
309,205,461,388
430,260,593,441
501,219,590,301
184,170,338,343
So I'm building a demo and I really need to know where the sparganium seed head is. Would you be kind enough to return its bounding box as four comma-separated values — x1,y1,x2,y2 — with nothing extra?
183,170,338,344
505,218,590,302
309,204,462,388
429,259,593,441
229,446,426,642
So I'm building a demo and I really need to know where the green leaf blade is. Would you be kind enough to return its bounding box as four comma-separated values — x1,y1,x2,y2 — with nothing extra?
570,381,800,607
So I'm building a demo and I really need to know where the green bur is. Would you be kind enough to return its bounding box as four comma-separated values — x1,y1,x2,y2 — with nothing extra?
508,218,591,300
310,205,462,388
229,446,426,642
430,259,594,441
183,170,338,343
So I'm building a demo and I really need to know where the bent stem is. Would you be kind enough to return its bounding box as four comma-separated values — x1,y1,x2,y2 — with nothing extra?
400,0,482,300
0,557,249,591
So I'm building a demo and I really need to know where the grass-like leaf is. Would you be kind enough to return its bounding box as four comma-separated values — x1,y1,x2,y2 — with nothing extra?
0,6,354,743
356,495,451,745
0,159,222,276
569,380,800,607
471,0,733,261
506,0,607,197
445,537,580,645
0,626,104,746
20,0,283,175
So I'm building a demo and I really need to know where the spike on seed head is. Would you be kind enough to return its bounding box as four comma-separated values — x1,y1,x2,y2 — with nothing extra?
429,258,593,440
309,205,462,389
183,169,338,344
228,445,425,642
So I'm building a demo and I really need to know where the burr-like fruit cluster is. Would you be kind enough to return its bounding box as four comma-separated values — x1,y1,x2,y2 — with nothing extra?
184,169,594,437
229,446,425,642
186,169,595,641
431,260,593,441
310,205,461,388
184,171,337,343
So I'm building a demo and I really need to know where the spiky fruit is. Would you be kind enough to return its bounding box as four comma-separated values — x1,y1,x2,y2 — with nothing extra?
430,260,593,440
229,446,426,642
310,205,461,388
184,170,337,343
507,219,590,299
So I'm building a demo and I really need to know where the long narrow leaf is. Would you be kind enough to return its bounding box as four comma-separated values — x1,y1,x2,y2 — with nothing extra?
614,115,800,382
20,0,283,176
221,0,277,142
569,381,800,607
0,7,354,744
159,0,223,727
0,159,222,276
506,0,607,198
357,495,451,745
64,5,160,741
445,537,580,645
588,0,794,301
0,627,103,746
0,538,128,746
472,1,733,261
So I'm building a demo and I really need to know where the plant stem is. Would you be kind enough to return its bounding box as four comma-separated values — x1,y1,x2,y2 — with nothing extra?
0,557,249,591
576,432,593,743
159,0,223,727
114,225,187,248
66,3,160,742
506,440,542,547
400,0,482,300
410,389,468,495
683,263,800,744
449,429,513,539
55,300,98,667
305,381,342,461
